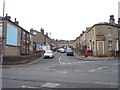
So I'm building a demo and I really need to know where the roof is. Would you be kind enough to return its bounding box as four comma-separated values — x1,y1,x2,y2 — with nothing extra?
0,16,30,34
87,22,120,33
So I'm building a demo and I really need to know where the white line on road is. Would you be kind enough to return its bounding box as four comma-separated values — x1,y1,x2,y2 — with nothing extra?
58,55,66,64
113,63,120,65
58,71,68,74
22,86,38,88
94,82,118,85
58,54,95,65
59,55,62,61
42,83,59,88
88,66,108,72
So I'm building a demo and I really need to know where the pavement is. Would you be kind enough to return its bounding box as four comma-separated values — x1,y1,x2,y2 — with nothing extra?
0,56,44,68
74,52,116,60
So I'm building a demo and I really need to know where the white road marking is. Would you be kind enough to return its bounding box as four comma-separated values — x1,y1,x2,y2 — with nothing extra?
58,54,95,65
58,71,68,74
113,63,120,65
66,63,72,64
58,55,66,64
88,66,108,72
42,83,59,88
94,82,118,85
22,86,38,88
59,55,62,61
75,70,81,72
43,69,56,71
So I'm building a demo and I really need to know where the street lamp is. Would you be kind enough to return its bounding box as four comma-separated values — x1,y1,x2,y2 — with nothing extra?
0,0,5,63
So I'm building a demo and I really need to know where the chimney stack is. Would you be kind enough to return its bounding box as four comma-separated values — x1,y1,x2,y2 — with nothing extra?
14,18,19,25
86,27,90,31
5,14,11,20
109,15,115,24
46,32,48,36
41,28,44,34
118,18,120,25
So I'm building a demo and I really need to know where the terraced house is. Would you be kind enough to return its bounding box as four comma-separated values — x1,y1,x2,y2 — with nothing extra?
73,15,120,57
30,28,56,52
0,14,33,56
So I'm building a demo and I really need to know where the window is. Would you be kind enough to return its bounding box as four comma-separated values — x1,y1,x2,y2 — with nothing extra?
108,41,112,51
0,23,3,37
108,28,112,36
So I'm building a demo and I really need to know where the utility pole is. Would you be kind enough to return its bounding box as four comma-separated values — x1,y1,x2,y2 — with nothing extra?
118,30,120,51
1,0,5,63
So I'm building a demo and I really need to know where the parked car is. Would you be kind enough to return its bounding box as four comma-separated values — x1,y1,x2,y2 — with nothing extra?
66,48,74,56
60,48,65,53
44,50,54,59
57,48,62,52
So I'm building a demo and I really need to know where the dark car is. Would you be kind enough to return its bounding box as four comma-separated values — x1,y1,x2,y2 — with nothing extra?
66,48,74,56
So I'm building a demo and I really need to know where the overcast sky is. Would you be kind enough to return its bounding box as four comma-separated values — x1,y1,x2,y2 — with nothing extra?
0,0,119,40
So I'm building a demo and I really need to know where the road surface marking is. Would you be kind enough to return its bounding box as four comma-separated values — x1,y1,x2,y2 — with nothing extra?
42,83,59,88
66,63,72,64
113,63,120,65
58,71,68,74
22,86,38,88
94,82,118,85
75,70,81,72
58,54,95,65
59,55,62,61
58,55,66,64
88,66,108,72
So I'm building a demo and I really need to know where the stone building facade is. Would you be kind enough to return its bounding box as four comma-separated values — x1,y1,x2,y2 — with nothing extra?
0,15,33,56
73,15,120,57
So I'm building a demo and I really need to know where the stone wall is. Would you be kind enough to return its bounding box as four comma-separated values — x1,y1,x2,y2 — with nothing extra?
3,53,42,65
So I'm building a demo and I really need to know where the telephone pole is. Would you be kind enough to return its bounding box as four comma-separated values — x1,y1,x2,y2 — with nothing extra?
1,0,5,63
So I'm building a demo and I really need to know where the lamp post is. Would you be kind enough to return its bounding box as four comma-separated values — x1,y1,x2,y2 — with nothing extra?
1,0,5,63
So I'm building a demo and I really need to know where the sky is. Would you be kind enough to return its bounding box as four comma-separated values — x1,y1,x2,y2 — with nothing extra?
0,0,120,40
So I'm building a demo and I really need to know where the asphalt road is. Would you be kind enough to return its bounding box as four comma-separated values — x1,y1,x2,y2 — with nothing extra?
1,52,119,89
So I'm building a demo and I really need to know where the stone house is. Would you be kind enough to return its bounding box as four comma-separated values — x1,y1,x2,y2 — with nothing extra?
86,15,120,56
30,29,53,52
73,15,120,57
0,15,33,56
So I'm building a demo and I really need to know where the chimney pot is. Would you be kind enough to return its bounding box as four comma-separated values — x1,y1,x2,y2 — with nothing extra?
15,18,16,22
5,14,11,20
41,28,44,34
110,15,114,19
109,15,115,24
118,18,120,25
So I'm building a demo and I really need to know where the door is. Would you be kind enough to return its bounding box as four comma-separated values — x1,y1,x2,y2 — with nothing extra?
97,41,104,56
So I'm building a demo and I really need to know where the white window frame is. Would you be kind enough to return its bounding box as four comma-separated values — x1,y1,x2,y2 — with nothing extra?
108,41,112,51
108,28,112,36
0,23,3,37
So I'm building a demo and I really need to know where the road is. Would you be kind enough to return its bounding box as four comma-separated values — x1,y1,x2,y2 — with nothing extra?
1,52,119,89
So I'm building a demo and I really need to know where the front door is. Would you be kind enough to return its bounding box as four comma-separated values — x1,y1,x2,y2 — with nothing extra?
97,41,104,56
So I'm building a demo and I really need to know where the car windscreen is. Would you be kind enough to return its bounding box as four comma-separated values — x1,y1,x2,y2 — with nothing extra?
67,49,73,52
46,52,52,53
